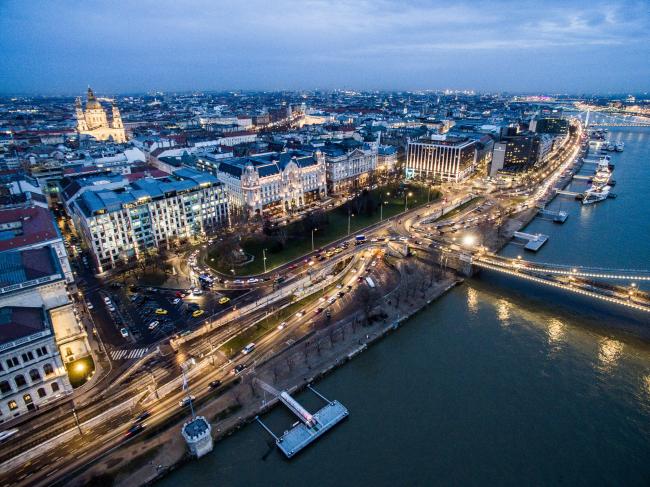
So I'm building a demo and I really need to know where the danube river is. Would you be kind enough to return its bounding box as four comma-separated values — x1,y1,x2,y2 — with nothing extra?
159,123,650,486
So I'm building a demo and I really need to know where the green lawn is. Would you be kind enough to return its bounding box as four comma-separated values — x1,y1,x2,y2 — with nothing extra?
210,183,437,275
433,196,484,222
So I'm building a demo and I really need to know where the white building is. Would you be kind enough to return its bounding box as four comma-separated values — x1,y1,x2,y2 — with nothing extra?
211,151,327,217
320,140,377,194
72,168,229,273
405,136,477,182
0,306,72,419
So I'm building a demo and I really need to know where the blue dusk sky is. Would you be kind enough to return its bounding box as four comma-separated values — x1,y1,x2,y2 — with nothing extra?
0,0,648,94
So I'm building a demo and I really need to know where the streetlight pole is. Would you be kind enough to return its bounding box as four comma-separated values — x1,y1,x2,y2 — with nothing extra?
311,228,317,251
347,211,352,235
72,407,83,436
262,248,267,274
404,192,412,212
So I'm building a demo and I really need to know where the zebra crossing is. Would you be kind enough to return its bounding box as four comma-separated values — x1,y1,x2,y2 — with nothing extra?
110,348,148,360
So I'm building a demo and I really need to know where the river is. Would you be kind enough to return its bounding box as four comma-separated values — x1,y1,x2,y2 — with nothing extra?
158,121,650,486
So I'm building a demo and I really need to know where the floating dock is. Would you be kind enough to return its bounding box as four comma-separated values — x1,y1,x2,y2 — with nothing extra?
513,231,549,252
255,381,349,459
538,208,568,223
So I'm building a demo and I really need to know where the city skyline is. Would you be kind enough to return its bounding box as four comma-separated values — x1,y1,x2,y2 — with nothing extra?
1,0,649,95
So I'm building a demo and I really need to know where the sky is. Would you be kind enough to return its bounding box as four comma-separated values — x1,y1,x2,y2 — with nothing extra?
1,0,649,95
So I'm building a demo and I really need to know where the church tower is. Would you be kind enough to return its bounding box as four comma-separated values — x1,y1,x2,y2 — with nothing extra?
111,104,123,130
75,97,88,131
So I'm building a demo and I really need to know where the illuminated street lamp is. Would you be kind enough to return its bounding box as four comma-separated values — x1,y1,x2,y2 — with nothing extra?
405,192,413,211
347,212,354,236
462,234,477,248
311,228,317,251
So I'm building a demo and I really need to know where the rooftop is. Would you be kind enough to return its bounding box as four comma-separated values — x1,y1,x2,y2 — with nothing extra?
0,247,60,288
0,206,61,252
0,306,48,344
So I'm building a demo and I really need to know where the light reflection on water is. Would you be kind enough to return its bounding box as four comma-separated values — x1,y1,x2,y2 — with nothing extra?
496,298,512,324
598,337,624,373
466,286,479,314
546,318,565,346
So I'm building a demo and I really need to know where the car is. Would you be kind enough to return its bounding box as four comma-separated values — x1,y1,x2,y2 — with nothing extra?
0,428,19,444
315,307,324,314
103,296,112,304
233,279,244,285
192,288,203,296
247,277,259,283
295,311,305,318
209,380,222,389
277,321,287,331
232,364,247,375
336,283,343,289
175,291,183,298
328,297,336,304
192,309,205,318
371,261,377,267
86,301,94,310
218,296,230,305
179,395,196,407
107,305,116,312
241,343,255,354
357,276,363,283
120,327,129,338
148,321,160,330
172,298,181,305
155,308,168,315
133,411,150,423
337,291,345,298
124,423,145,438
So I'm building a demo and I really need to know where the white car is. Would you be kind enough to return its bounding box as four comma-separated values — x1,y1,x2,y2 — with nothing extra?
172,298,181,305
192,288,203,296
277,322,287,331
86,301,94,310
148,321,160,330
179,395,195,407
120,327,129,338
247,278,259,283
103,296,112,304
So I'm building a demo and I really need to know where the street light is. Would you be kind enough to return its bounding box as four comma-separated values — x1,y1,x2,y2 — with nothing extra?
262,248,267,273
348,212,354,236
380,201,388,221
311,228,318,251
405,192,413,211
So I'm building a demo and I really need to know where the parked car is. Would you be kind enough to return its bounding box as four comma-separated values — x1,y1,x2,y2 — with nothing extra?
120,327,129,338
218,296,230,305
86,301,94,310
192,309,205,318
148,321,160,330
172,298,181,305
192,288,203,296
155,308,168,315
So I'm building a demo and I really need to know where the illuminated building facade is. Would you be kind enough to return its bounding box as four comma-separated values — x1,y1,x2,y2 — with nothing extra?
75,87,127,143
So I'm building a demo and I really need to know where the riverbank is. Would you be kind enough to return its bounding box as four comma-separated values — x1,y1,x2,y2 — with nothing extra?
72,258,461,487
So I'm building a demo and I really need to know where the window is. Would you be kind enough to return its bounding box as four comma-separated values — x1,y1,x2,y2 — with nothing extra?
51,382,60,393
29,369,41,382
8,400,17,411
14,375,26,388
43,363,54,376
37,388,46,398
0,381,11,394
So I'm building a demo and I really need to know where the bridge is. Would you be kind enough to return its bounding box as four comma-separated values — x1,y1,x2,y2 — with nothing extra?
583,110,650,128
469,253,650,313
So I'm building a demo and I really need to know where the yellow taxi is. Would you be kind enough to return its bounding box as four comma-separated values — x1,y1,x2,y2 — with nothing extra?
192,309,205,318
218,296,230,305
155,308,168,315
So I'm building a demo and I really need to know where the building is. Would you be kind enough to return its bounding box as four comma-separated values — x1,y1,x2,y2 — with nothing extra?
377,145,398,175
0,206,73,284
321,140,377,194
72,168,229,273
405,136,477,182
489,132,555,176
0,246,92,371
211,151,326,218
0,306,72,419
75,88,126,143
530,117,569,135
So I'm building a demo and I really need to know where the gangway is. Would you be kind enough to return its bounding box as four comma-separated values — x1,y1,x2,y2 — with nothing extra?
537,208,568,223
255,379,349,458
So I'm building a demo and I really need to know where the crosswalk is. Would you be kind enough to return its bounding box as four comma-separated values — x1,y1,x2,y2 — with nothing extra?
110,348,148,360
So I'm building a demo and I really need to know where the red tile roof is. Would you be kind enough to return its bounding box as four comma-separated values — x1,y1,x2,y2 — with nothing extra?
0,206,59,252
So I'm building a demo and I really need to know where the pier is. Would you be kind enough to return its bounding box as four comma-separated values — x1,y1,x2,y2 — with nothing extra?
538,208,568,223
513,231,549,251
255,380,349,458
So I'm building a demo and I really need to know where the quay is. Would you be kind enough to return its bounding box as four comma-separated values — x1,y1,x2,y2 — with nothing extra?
255,380,349,459
513,231,549,251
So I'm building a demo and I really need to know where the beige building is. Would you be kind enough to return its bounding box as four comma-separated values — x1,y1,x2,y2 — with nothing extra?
75,87,127,143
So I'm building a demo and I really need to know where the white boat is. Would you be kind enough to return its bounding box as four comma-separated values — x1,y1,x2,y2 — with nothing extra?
606,143,616,151
615,142,624,152
582,185,611,205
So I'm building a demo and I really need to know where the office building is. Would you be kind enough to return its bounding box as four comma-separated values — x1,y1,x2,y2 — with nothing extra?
405,136,477,182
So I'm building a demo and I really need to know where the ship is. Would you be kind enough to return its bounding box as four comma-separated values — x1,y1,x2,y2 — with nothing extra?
615,142,624,152
582,185,611,205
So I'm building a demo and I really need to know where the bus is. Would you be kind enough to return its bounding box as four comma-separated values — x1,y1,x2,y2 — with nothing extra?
365,276,376,288
355,234,366,245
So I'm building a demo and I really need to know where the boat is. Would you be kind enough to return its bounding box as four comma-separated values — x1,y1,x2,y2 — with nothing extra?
606,143,616,151
582,185,611,205
615,142,624,152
